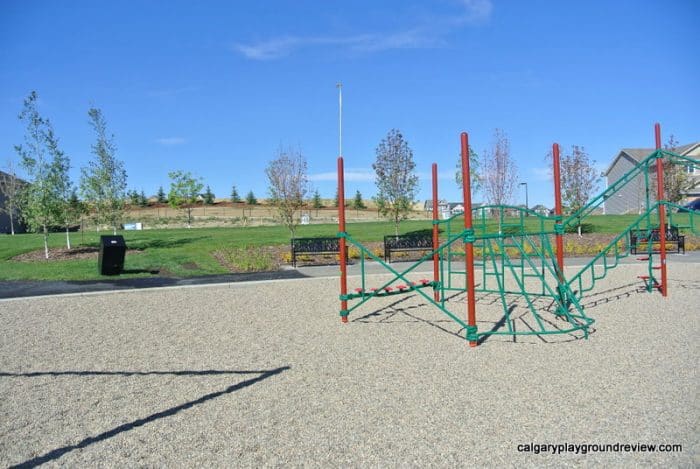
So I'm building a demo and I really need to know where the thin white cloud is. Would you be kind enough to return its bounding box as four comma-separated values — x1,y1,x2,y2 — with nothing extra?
155,137,186,146
531,166,552,182
309,168,375,182
233,1,492,60
460,0,493,23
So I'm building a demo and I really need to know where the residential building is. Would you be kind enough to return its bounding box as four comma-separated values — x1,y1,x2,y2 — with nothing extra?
603,142,700,214
0,170,27,234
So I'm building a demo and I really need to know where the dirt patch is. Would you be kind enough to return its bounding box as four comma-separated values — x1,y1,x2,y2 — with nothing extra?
181,262,200,270
11,247,143,262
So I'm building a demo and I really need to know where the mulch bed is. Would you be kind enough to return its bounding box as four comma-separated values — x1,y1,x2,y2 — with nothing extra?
11,247,143,262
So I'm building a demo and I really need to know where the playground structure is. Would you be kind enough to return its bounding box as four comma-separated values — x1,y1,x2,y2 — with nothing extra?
336,124,699,346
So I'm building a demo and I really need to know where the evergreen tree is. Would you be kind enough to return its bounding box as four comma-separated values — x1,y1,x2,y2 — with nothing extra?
156,185,167,203
203,185,215,205
231,185,241,203
312,189,323,209
246,190,257,205
352,190,366,210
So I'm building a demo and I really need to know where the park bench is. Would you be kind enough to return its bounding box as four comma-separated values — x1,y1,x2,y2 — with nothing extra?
290,237,345,267
629,224,685,255
383,233,434,263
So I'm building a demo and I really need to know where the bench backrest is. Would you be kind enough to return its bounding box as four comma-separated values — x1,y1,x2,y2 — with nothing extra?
384,234,433,250
291,237,340,253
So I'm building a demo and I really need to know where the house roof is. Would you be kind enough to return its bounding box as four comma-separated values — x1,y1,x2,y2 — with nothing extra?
604,141,700,176
0,170,28,186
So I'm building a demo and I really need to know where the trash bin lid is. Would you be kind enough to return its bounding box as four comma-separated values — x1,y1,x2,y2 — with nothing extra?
100,235,127,247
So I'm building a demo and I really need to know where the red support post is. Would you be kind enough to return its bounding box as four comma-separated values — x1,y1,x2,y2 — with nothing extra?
552,143,565,281
338,157,349,321
432,163,440,301
655,123,668,297
461,133,477,347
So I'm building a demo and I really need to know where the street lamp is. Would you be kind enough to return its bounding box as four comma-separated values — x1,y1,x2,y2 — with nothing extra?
519,182,528,214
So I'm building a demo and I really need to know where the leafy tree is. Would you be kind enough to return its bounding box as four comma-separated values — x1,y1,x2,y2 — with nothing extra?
49,135,74,248
333,188,339,208
265,146,309,237
231,185,241,203
560,145,599,214
455,147,482,195
203,185,215,205
81,107,127,234
168,170,204,228
482,128,517,207
62,190,87,248
246,190,257,205
156,185,167,203
0,160,23,235
372,129,418,235
653,135,695,204
14,91,66,258
353,190,366,212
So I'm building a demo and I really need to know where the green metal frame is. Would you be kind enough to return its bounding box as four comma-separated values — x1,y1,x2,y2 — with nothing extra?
340,150,698,343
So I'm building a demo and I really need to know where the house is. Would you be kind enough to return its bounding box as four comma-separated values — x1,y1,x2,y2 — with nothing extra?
0,170,27,234
423,200,481,219
603,142,700,215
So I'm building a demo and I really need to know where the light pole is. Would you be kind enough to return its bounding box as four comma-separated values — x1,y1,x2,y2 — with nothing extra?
336,82,342,157
519,182,528,214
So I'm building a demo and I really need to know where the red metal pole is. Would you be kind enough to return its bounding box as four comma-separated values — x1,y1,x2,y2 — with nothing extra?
655,123,668,297
432,163,440,301
461,133,477,347
338,157,349,321
552,143,564,281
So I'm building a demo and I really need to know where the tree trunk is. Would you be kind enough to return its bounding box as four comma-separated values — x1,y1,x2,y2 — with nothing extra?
43,225,49,259
65,226,71,249
9,212,14,235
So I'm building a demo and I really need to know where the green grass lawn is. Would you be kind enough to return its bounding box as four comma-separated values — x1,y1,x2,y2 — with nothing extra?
0,213,694,281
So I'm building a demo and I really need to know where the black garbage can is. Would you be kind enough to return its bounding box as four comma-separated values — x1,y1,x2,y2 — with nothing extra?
98,235,126,275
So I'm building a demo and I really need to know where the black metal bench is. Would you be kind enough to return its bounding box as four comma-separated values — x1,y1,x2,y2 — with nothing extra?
629,225,685,255
290,237,345,267
383,233,434,263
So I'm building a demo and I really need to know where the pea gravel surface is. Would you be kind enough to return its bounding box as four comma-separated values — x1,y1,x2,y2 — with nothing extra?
1,263,698,467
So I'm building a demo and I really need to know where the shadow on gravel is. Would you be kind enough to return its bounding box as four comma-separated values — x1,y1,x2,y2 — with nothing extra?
7,366,290,468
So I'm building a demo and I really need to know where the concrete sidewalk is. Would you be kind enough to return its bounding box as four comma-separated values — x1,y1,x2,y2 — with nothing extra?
1,251,698,300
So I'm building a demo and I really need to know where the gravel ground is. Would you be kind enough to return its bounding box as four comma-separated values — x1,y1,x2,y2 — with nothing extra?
0,263,698,467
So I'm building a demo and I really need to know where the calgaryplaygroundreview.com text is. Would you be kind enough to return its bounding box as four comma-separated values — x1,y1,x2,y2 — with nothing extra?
516,442,683,455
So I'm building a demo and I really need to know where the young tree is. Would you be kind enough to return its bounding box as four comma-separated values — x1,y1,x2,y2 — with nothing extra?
352,190,366,213
482,128,517,207
203,185,215,205
558,145,599,234
156,185,167,203
49,134,74,249
14,91,66,258
311,189,323,216
231,185,241,203
455,147,482,195
81,107,127,234
265,146,309,237
246,190,257,205
168,170,204,228
0,160,23,235
333,188,339,208
559,145,599,214
372,129,418,235
61,190,86,249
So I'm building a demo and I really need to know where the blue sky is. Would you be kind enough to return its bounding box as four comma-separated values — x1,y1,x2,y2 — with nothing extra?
1,0,698,207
